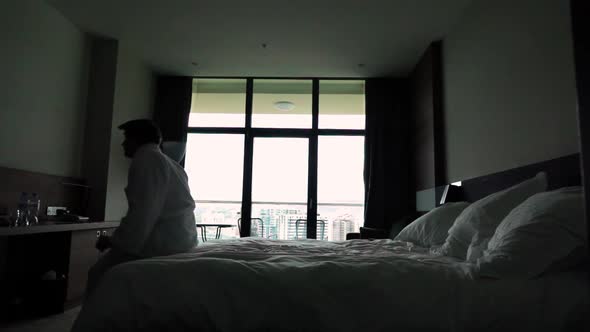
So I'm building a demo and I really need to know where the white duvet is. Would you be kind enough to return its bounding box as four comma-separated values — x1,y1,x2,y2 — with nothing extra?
71,238,588,332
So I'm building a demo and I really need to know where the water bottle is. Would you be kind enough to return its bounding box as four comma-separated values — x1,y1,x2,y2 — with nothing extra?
27,193,40,225
16,192,28,227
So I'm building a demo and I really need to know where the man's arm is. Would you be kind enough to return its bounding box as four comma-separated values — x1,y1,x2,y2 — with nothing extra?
110,153,169,256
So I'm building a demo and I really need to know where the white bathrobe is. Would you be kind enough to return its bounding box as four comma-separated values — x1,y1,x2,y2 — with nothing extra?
111,143,197,257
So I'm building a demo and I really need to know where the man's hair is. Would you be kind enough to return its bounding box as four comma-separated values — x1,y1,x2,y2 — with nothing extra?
118,119,162,145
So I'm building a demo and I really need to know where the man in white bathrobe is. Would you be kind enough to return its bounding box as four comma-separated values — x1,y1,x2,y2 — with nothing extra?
86,119,197,295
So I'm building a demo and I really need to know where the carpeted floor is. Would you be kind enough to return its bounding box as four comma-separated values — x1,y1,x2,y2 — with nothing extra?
1,306,80,332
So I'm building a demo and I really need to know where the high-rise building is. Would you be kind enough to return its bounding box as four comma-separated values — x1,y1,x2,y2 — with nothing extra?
330,216,357,241
257,207,324,240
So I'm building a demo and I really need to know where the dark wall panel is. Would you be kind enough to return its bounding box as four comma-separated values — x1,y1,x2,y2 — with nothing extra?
410,42,446,192
570,0,590,279
81,37,118,221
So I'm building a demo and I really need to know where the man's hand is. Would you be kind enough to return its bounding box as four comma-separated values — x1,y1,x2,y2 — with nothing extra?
95,235,113,252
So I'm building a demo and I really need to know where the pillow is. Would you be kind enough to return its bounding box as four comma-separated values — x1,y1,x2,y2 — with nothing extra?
441,172,548,260
477,186,586,279
393,202,470,247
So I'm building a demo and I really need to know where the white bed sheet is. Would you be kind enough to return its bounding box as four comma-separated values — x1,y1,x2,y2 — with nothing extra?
71,238,588,332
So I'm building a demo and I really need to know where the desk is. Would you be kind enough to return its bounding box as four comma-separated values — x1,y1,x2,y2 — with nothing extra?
0,221,119,321
0,221,120,236
196,224,236,241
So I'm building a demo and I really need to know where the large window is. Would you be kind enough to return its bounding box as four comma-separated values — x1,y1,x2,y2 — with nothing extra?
189,79,246,127
319,80,365,130
253,79,312,128
186,78,365,241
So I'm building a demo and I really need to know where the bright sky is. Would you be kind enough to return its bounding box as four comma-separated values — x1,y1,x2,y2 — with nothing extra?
188,114,365,130
184,115,364,204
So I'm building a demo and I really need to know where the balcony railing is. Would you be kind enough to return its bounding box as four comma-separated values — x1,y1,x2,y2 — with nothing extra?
194,200,363,241
195,200,363,207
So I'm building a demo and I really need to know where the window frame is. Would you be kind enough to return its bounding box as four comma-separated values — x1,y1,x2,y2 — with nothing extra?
187,77,366,239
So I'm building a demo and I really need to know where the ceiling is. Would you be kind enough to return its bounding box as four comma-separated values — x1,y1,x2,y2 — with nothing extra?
46,0,474,77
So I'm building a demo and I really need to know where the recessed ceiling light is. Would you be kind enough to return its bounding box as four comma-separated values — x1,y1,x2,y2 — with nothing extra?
358,63,365,68
273,101,295,111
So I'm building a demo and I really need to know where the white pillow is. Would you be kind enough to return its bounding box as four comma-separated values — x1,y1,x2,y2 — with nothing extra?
394,202,470,247
441,172,548,260
477,187,586,279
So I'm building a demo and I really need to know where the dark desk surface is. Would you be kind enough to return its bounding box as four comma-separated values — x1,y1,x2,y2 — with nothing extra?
0,221,120,236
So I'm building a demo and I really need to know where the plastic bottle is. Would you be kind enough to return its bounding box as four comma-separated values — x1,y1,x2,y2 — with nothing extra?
16,192,28,226
27,193,40,225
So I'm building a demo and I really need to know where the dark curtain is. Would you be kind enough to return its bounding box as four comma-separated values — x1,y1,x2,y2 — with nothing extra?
364,78,413,230
153,76,193,163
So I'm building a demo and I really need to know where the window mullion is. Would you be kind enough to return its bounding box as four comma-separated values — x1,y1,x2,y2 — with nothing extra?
240,78,254,237
307,79,319,239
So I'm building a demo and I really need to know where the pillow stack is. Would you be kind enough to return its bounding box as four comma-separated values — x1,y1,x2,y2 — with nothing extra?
395,170,587,278
477,186,587,279
440,172,548,260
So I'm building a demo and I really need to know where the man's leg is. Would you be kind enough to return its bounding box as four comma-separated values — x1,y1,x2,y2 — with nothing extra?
86,249,138,297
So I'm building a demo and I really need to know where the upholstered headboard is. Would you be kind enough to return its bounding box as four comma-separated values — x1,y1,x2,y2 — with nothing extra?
448,154,581,203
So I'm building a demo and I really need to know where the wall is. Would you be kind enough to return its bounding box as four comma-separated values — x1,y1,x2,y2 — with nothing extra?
0,0,89,177
443,0,579,182
104,46,155,221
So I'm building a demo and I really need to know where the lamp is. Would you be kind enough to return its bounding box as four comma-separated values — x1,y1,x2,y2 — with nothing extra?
439,184,464,205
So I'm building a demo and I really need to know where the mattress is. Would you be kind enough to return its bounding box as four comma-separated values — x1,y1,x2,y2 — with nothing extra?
71,238,588,332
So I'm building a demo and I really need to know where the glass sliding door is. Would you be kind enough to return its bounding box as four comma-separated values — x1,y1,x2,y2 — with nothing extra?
185,134,244,240
317,136,365,241
251,137,309,239
316,79,366,240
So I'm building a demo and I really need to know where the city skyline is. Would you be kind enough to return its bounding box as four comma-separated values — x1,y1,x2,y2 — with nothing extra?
195,203,362,241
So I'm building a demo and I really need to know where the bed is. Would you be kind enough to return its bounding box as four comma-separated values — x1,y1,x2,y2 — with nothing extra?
71,155,589,332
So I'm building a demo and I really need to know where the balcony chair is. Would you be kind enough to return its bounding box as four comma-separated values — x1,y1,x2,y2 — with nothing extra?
237,218,264,237
295,219,327,240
